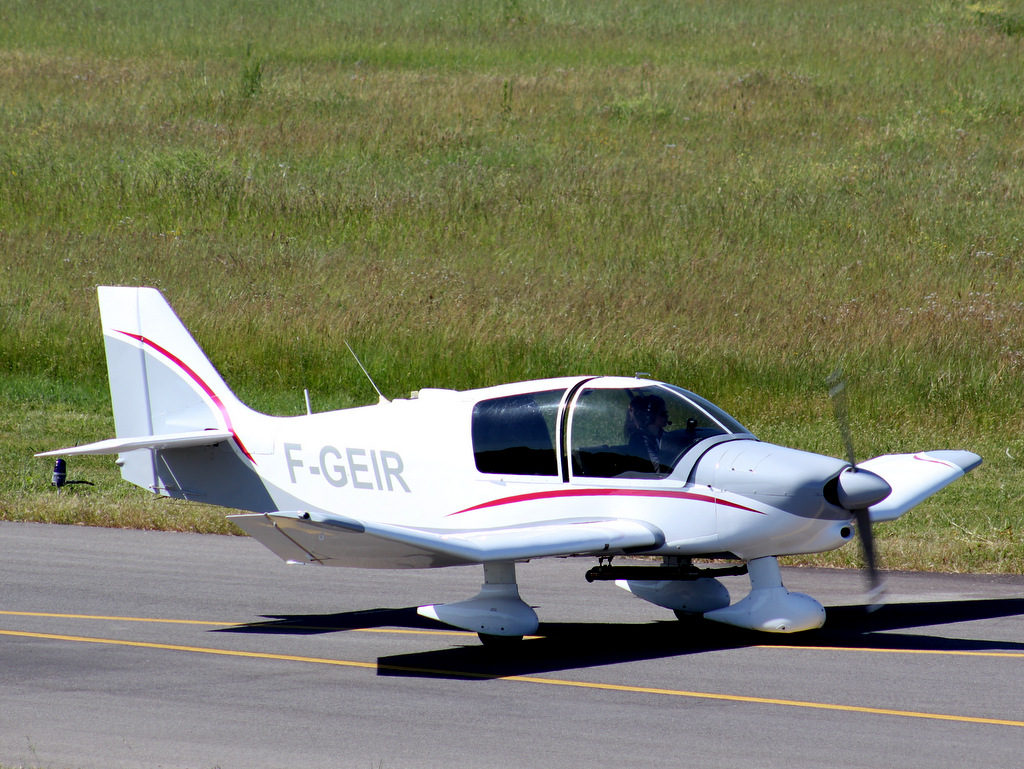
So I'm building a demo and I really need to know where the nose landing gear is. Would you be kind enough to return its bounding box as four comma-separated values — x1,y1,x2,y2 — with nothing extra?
703,556,825,633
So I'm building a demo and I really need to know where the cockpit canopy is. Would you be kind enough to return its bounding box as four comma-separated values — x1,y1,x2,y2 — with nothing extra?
471,379,751,479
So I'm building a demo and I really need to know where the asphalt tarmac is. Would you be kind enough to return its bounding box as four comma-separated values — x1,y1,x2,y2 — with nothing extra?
2,521,1023,769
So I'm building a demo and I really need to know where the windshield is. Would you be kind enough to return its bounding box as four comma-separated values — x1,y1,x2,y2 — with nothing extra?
570,383,750,479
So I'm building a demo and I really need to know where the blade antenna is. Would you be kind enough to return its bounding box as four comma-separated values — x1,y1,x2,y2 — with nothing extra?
345,341,389,404
297,335,312,415
827,366,885,608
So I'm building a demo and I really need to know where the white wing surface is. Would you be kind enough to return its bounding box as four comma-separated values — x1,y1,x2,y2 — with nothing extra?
859,450,982,523
230,511,663,569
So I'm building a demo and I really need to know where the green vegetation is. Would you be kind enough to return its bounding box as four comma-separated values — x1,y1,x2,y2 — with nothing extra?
2,0,1023,572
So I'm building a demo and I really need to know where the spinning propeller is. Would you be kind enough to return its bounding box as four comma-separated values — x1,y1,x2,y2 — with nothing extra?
827,368,890,605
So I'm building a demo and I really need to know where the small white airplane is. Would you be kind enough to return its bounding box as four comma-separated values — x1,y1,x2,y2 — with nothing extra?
40,287,981,644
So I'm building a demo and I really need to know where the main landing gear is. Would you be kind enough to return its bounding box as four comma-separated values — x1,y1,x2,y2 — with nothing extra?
594,554,826,633
417,561,537,644
417,553,827,644
587,555,740,616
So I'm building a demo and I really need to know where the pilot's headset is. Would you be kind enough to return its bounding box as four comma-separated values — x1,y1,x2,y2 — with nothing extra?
631,394,670,429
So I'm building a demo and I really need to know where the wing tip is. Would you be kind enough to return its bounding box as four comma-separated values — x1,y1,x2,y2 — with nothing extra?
919,450,982,474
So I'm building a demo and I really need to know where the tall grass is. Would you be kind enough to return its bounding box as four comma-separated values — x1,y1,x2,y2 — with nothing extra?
2,0,1023,570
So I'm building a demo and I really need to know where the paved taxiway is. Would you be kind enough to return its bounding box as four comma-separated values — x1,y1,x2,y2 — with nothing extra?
2,521,1023,768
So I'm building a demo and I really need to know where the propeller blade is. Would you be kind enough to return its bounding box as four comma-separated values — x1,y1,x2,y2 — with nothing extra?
827,367,856,467
853,507,885,607
827,367,886,607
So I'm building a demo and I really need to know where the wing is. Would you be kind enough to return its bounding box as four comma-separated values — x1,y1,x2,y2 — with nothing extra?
229,511,664,569
859,450,982,523
36,429,234,457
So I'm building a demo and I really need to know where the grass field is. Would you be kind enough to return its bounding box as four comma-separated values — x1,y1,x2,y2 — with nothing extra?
2,0,1024,573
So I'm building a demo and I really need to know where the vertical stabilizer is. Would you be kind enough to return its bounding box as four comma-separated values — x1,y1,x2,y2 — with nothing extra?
99,286,246,438
97,286,266,505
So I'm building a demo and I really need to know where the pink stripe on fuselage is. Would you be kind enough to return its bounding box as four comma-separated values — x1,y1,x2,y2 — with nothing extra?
450,488,762,516
116,330,255,464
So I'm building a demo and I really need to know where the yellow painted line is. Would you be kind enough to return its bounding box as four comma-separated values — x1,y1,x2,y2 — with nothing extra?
0,614,1011,655
0,629,376,669
2,629,1022,729
351,627,479,637
0,610,474,637
0,610,231,626
505,675,1024,728
758,644,1024,659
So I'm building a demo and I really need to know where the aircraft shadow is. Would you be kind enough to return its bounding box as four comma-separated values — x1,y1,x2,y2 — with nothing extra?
215,607,450,636
211,597,1024,678
375,597,1024,680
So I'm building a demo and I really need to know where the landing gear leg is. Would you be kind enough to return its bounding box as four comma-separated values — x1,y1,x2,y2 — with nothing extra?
417,561,538,643
614,555,731,617
702,556,825,633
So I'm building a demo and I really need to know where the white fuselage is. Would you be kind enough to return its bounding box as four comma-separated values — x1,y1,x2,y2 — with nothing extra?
229,378,856,564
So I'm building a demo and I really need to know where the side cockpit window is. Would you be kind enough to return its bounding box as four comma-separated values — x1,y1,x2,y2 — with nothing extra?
570,385,745,479
472,389,565,476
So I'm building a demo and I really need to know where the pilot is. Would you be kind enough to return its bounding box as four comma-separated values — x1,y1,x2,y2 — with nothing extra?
624,394,670,473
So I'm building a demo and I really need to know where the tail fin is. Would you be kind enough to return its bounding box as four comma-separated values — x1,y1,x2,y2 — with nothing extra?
40,287,277,512
98,286,248,442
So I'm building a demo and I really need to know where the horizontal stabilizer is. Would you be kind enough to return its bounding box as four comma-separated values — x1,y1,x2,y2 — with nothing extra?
859,450,982,523
230,511,663,569
36,429,234,458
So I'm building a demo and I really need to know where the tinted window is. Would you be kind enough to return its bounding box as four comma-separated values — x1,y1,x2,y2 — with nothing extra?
472,389,565,476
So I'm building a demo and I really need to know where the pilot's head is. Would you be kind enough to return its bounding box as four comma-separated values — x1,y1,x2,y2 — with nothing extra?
626,394,669,438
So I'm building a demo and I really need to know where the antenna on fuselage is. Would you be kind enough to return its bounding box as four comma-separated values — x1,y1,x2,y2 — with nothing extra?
297,336,314,415
345,341,389,404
